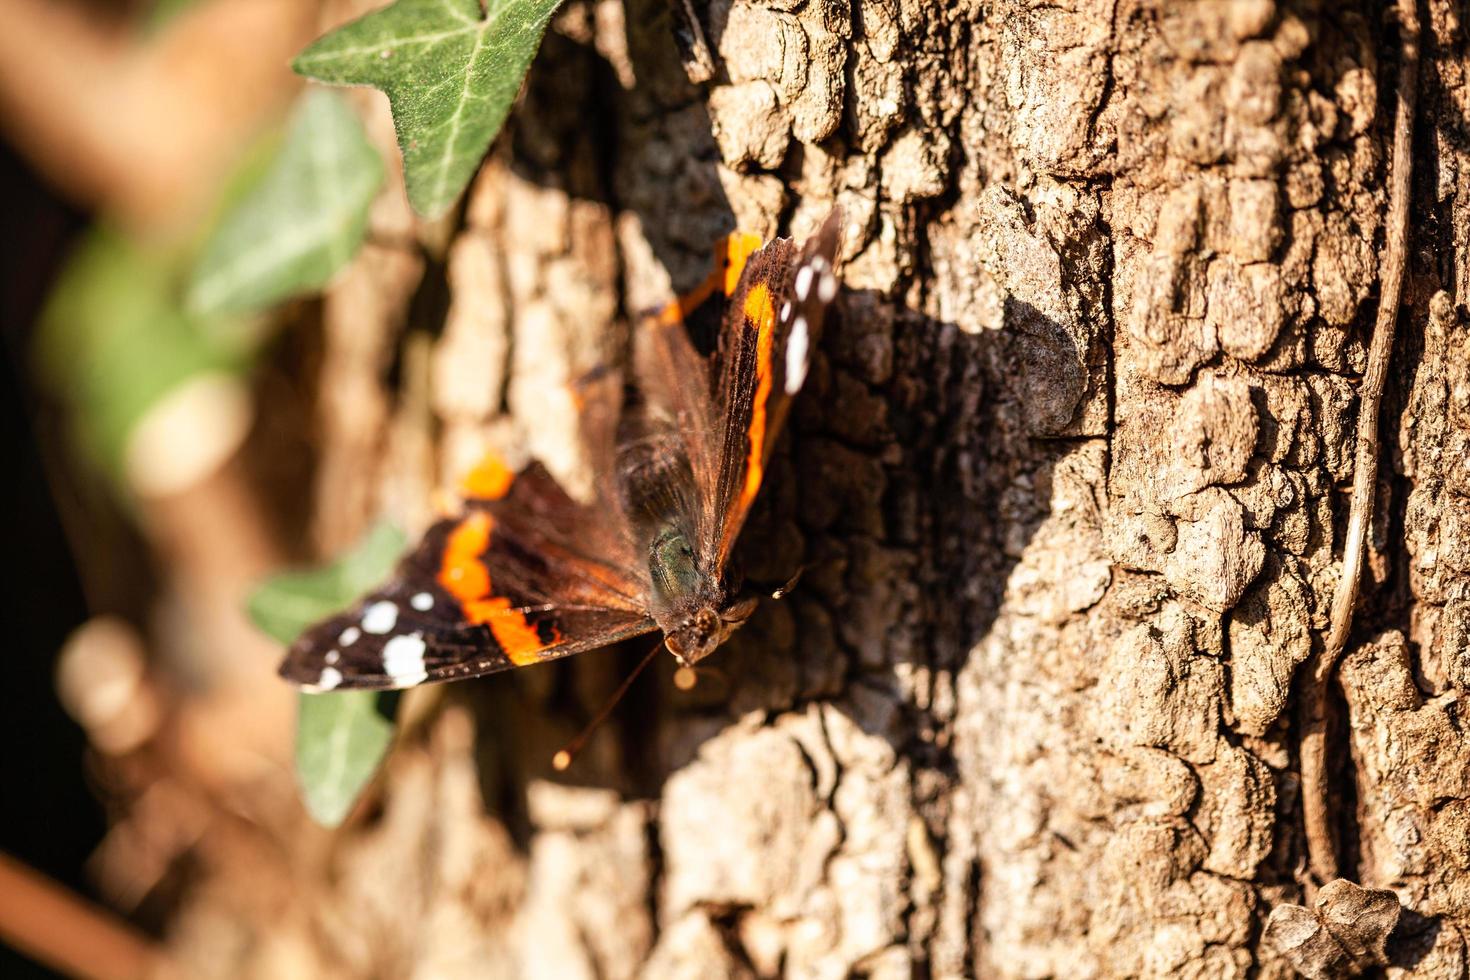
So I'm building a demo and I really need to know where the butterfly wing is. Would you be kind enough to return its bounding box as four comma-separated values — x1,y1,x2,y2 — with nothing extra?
706,211,843,565
280,463,657,691
635,214,842,570
630,232,766,549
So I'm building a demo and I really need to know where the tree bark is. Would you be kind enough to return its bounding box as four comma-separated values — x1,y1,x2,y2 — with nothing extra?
156,0,1470,976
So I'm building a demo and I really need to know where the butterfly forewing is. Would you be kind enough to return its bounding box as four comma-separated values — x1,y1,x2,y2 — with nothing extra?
280,463,656,691
707,211,843,566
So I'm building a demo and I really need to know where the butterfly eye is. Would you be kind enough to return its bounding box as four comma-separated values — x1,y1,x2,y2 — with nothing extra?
695,608,719,634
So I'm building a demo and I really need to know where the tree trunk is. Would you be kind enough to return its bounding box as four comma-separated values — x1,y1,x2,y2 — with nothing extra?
158,0,1470,976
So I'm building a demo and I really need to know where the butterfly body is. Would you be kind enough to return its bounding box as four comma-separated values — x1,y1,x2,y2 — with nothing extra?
616,420,754,663
280,212,843,692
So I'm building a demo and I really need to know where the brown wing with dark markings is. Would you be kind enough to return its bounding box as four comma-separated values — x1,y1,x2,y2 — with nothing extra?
634,213,843,571
279,463,656,691
706,211,843,566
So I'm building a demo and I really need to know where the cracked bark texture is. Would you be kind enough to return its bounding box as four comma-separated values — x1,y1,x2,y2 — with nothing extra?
157,0,1470,976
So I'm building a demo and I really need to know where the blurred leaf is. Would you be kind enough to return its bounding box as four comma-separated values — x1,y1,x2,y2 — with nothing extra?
293,0,563,218
248,522,407,827
294,688,399,826
145,0,205,31
247,522,407,644
38,228,248,483
188,90,384,315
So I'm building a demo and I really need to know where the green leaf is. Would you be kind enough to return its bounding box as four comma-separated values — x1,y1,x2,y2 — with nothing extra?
293,0,564,218
37,227,250,484
294,688,400,826
246,522,405,643
145,0,204,31
248,523,407,826
187,90,384,315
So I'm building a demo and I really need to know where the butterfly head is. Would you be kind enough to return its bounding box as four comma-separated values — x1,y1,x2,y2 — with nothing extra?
663,595,759,666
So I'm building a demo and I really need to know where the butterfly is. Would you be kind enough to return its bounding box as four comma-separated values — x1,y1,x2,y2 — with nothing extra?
278,211,844,696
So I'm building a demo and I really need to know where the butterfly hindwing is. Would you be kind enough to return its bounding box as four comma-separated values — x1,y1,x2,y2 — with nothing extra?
280,463,656,691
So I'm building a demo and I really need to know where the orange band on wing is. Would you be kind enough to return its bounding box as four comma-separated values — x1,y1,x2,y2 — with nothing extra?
461,452,515,500
440,512,494,600
653,231,765,327
719,232,764,295
736,282,777,517
478,597,549,664
437,512,556,665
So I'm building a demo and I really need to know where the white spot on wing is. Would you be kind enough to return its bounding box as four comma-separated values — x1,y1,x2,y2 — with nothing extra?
780,300,792,321
361,601,398,635
316,666,343,691
785,316,810,395
383,633,428,687
325,650,340,665
794,265,814,299
411,592,434,611
817,271,837,303
338,626,361,646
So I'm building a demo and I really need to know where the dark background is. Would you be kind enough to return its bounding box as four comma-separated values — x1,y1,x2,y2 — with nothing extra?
0,141,105,977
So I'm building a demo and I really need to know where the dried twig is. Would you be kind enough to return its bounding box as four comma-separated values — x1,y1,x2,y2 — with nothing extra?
1299,0,1419,885
0,852,166,980
0,0,310,228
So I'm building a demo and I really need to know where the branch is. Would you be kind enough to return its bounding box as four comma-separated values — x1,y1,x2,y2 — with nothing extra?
0,852,165,980
0,0,310,229
1299,0,1419,886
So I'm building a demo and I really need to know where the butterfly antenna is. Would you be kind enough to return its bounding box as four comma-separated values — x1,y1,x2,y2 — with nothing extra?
552,637,665,771
771,565,807,600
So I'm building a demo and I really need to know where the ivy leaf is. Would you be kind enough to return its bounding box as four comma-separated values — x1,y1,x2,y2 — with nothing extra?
247,522,406,645
188,90,384,315
248,523,407,826
37,227,250,488
293,0,564,219
145,0,205,31
293,689,400,827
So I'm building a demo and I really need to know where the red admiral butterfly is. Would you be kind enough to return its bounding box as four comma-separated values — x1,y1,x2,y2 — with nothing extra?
279,212,843,699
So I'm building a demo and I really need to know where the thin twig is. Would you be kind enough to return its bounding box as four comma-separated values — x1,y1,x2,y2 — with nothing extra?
1299,0,1419,886
0,852,165,980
